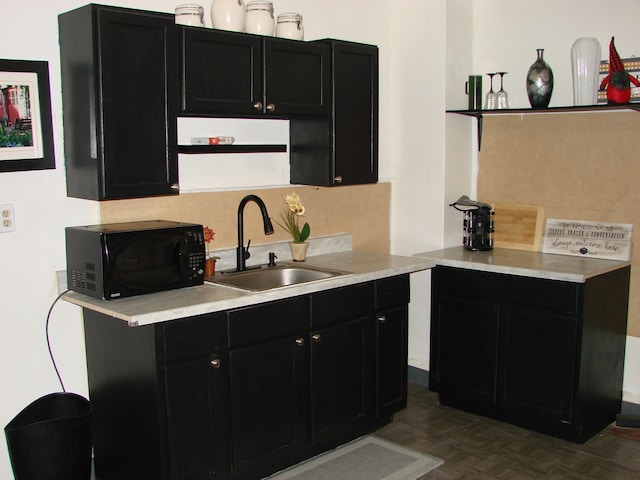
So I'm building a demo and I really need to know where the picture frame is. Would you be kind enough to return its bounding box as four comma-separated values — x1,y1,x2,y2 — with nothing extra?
0,59,55,172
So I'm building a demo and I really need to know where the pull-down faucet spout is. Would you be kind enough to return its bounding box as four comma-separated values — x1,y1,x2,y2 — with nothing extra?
236,194,274,271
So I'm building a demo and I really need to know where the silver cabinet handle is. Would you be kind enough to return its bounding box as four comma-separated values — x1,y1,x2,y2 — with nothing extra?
210,358,221,369
253,101,263,110
377,315,387,324
266,103,276,112
170,183,179,191
334,176,343,184
295,337,305,346
312,333,321,342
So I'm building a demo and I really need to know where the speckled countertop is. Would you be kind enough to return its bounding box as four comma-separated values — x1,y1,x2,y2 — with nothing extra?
414,246,630,283
62,250,435,327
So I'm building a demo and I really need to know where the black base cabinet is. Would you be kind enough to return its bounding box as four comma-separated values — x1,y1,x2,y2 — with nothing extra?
83,275,409,480
429,265,630,443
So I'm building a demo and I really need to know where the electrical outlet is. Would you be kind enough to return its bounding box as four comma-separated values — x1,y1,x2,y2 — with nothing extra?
0,204,16,233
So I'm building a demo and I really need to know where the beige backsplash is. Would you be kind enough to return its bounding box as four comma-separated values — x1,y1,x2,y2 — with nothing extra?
477,111,640,338
99,183,391,254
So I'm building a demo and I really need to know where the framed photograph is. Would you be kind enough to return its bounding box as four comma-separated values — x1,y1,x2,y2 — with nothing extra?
0,59,55,172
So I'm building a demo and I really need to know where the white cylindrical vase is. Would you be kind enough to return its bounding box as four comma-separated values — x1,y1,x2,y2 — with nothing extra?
571,37,602,106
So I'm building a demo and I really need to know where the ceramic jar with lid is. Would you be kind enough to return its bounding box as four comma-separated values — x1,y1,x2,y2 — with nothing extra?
275,12,304,40
210,0,246,32
245,0,274,36
175,4,205,27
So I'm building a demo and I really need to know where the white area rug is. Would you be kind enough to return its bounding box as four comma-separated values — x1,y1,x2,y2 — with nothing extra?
267,436,444,480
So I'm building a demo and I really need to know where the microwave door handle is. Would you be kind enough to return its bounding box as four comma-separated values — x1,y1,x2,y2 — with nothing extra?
173,242,184,272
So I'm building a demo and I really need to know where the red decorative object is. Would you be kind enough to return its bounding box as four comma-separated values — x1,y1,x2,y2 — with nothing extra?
599,37,640,104
203,226,215,244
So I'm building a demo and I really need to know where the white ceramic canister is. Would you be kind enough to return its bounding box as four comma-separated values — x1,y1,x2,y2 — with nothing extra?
245,1,274,36
175,4,205,27
275,12,304,40
211,0,246,32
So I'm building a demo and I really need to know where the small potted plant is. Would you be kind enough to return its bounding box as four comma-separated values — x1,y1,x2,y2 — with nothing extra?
203,226,220,276
275,192,310,261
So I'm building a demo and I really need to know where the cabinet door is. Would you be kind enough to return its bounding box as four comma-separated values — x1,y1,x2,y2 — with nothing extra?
179,28,262,115
60,6,178,200
376,305,408,418
430,296,500,407
264,38,329,116
228,335,308,478
310,316,375,444
498,307,578,424
164,355,230,480
289,40,378,186
331,41,378,184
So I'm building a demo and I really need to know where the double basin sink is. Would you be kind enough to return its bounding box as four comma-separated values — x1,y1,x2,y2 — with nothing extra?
207,263,349,292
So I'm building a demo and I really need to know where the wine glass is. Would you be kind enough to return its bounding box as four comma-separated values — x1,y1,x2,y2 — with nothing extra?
485,73,497,110
496,72,509,109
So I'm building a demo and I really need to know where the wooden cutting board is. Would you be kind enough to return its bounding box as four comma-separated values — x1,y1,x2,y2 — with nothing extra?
491,203,545,251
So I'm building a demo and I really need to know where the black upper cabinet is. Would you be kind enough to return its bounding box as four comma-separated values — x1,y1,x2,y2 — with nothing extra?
59,5,179,200
179,27,329,117
290,40,378,186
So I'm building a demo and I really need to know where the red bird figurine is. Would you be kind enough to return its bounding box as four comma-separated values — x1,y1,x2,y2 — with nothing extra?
599,36,640,104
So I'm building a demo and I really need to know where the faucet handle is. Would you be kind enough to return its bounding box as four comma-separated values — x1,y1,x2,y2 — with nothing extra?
244,239,251,261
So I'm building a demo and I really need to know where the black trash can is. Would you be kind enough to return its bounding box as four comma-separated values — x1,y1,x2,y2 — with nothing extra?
4,392,92,480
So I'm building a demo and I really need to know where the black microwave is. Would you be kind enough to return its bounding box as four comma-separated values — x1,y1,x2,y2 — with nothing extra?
65,220,205,300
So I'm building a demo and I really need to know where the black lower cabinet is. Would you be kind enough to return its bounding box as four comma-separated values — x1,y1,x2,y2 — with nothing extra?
310,315,375,444
228,335,308,479
164,356,230,480
83,275,410,480
430,265,630,443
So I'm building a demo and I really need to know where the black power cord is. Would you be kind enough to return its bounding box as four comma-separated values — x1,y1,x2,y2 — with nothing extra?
45,289,71,393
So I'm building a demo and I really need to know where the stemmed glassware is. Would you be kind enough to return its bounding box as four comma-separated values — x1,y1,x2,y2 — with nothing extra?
496,72,509,109
485,73,497,110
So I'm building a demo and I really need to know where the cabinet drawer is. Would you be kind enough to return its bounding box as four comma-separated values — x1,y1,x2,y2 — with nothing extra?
228,297,309,347
162,312,227,363
433,266,580,314
376,275,409,310
311,282,374,327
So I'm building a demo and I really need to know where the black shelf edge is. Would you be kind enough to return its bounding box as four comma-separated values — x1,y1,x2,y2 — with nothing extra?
446,103,640,151
177,144,287,154
446,103,640,117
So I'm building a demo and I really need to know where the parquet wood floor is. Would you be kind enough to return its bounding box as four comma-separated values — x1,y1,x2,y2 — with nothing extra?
375,382,640,479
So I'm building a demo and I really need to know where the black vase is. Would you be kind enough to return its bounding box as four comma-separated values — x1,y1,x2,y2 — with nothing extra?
526,49,554,108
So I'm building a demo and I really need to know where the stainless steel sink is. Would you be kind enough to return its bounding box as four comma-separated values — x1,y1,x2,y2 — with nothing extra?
208,263,348,291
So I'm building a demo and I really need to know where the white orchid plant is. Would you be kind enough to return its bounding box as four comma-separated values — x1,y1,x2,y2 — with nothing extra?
276,192,310,243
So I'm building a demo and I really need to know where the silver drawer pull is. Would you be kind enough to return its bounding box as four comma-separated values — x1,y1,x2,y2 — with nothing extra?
210,358,221,369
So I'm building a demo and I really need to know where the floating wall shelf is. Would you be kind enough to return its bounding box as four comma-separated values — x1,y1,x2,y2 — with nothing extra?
177,144,287,154
446,103,640,150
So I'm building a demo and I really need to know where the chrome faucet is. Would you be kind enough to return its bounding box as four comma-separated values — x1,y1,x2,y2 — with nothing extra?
236,194,274,271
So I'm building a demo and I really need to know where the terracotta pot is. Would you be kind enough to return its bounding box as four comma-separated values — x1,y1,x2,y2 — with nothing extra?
289,242,309,262
205,258,217,277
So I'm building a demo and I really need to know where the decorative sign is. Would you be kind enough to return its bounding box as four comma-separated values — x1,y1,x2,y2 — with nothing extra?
542,219,632,261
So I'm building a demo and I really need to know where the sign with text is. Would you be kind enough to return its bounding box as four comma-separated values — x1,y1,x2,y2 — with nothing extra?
542,219,632,260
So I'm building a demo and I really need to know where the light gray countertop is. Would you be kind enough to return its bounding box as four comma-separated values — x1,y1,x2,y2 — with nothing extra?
63,250,435,327
414,246,630,283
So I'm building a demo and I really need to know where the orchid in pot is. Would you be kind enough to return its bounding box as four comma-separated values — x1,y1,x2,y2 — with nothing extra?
276,193,311,261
